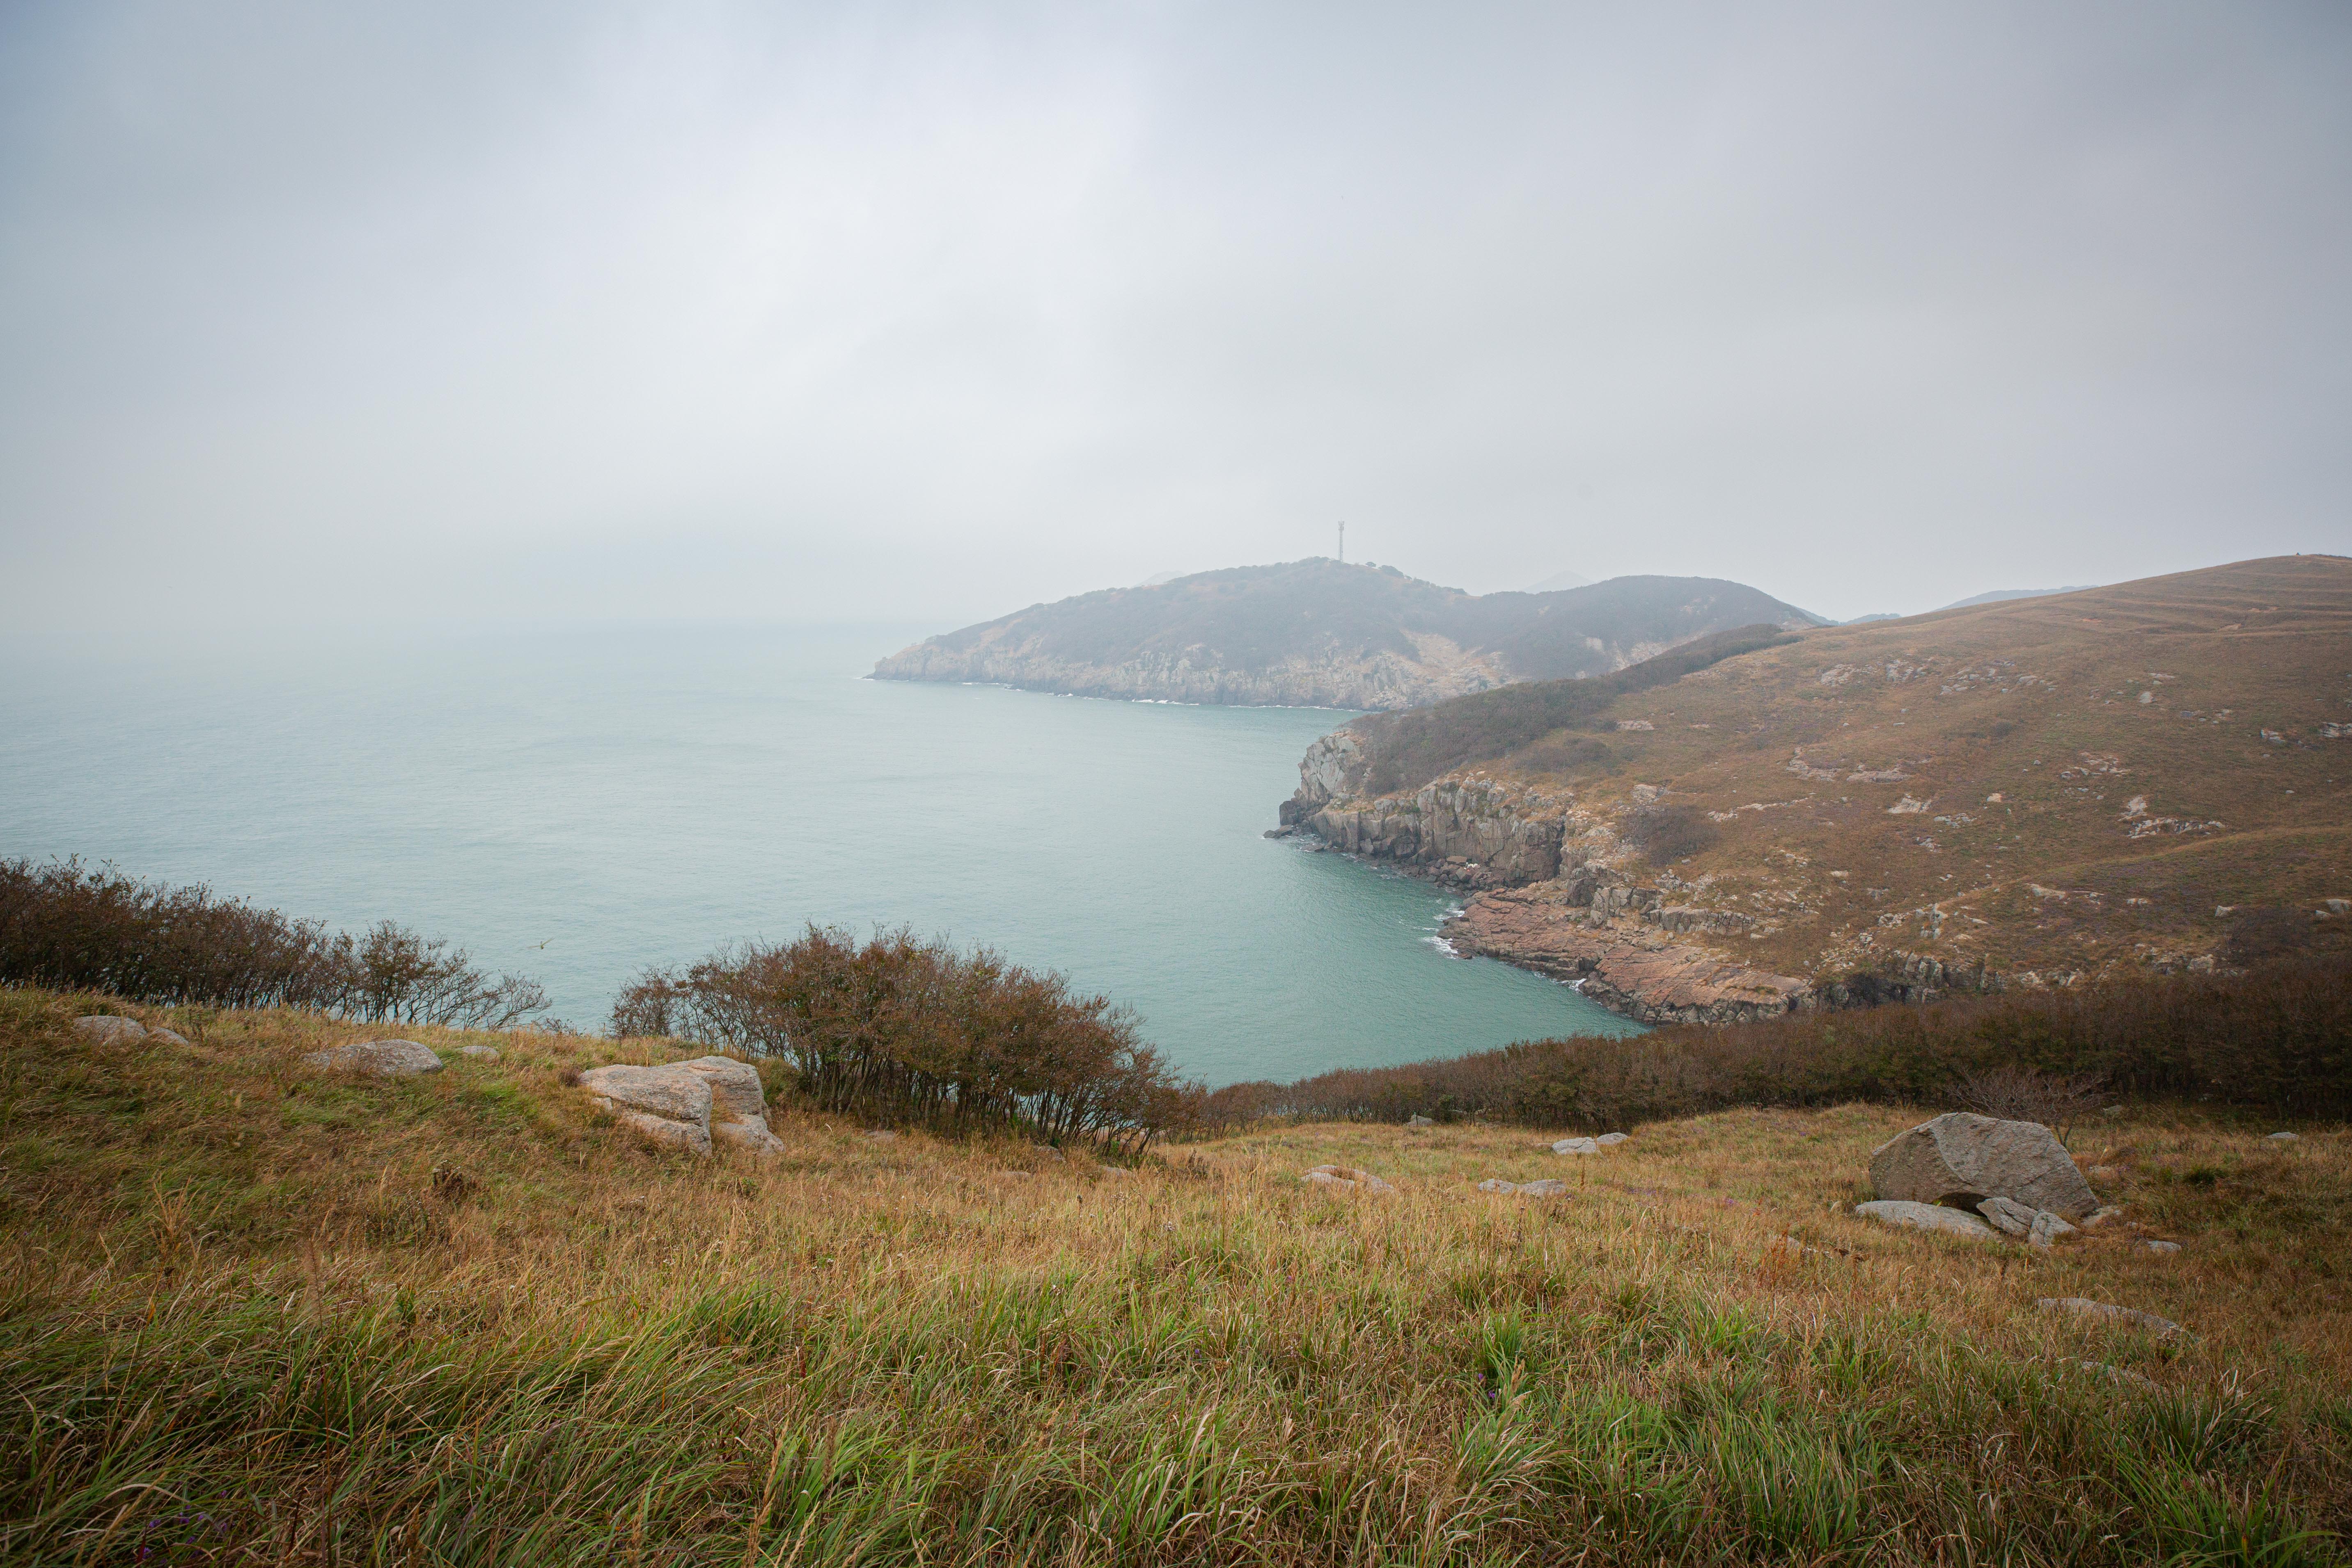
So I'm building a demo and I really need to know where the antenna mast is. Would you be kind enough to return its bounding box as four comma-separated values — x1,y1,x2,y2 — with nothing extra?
1337,521,1345,565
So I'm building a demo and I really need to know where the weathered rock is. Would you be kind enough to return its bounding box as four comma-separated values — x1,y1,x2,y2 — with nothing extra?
1407,1114,1435,1126
2082,1205,2125,1229
579,1064,713,1154
2029,1210,2076,1247
1855,1199,2000,1240
713,1119,784,1154
73,1016,146,1044
1595,1132,1629,1146
1976,1195,2040,1238
2268,1131,2299,1143
1477,1178,1569,1197
675,1057,771,1125
2143,1239,2181,1254
304,1038,443,1076
1451,885,1813,1024
1551,1137,1600,1155
2038,1297,2186,1338
1302,1165,1395,1194
1869,1112,2098,1220
458,1043,501,1060
148,1027,192,1047
864,1129,898,1142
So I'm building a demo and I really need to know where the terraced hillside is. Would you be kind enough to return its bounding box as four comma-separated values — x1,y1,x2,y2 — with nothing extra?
872,559,1821,709
1283,556,2352,1019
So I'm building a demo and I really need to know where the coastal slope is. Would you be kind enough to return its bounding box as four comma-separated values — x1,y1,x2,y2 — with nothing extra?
873,559,1822,709
1279,555,2352,1022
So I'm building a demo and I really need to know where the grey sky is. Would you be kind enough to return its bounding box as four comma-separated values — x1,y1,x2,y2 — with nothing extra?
3,2,2347,632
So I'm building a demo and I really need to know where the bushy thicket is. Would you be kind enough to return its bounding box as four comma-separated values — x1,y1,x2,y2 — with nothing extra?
1200,954,2352,1132
613,927,1192,1150
0,858,547,1029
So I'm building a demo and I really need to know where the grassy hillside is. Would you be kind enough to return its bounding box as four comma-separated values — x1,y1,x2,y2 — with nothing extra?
1313,555,2352,987
5,986,2349,1564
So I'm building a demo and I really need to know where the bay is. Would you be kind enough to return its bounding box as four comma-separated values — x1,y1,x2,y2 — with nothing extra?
0,624,1641,1085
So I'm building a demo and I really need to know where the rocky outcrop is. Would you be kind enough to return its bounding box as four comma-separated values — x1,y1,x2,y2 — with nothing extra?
304,1039,444,1076
1869,1113,2098,1220
580,1057,782,1157
1282,776,1575,887
1449,884,1811,1025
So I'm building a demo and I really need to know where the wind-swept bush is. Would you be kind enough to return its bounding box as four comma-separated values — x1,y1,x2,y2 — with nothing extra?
0,858,546,1029
613,926,1193,1150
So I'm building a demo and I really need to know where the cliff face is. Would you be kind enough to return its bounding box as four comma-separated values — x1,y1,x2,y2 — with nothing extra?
873,560,1822,711
1274,555,2352,1027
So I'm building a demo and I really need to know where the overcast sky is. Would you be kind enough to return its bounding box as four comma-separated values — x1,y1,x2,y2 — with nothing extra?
3,1,2347,632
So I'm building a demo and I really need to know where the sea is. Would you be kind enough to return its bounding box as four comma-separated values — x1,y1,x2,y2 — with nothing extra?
0,624,1641,1086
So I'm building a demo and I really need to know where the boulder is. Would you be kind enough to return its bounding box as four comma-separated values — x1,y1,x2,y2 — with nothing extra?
579,1064,713,1155
458,1043,501,1060
672,1057,782,1155
1551,1137,1600,1155
73,1016,146,1044
1855,1200,1999,1240
1595,1132,1630,1146
1302,1165,1394,1194
2038,1297,2186,1338
304,1038,443,1076
1477,1178,1569,1197
1868,1112,2098,1220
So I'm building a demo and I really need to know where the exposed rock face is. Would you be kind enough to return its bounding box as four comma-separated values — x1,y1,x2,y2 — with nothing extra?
73,1016,146,1044
1870,1113,2099,1221
1855,1200,2000,1240
1286,775,1573,886
1454,885,1811,1025
304,1039,443,1076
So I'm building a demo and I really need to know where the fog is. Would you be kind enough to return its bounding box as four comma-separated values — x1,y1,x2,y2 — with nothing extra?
4,1,2347,632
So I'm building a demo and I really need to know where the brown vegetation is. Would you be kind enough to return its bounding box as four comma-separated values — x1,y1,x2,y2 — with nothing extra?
1199,953,2352,1132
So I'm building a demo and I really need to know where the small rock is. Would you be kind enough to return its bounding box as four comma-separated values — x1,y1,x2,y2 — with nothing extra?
1476,1178,1569,1197
2268,1131,2298,1144
2028,1210,2076,1248
2082,1205,2125,1229
1551,1137,1601,1156
713,1119,784,1155
1595,1132,1630,1146
73,1016,147,1044
1302,1165,1395,1194
1854,1200,2000,1240
1976,1195,2041,1239
304,1039,443,1077
2038,1297,2187,1338
1407,1114,1435,1126
458,1043,501,1060
864,1129,899,1142
2143,1239,2181,1254
148,1027,192,1047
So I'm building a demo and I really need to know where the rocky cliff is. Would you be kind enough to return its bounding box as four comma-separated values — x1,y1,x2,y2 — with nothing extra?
873,560,1822,711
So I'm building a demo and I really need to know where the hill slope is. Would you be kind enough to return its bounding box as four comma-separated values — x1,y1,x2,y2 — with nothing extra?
5,989,2347,1563
873,559,1822,709
1281,556,2352,1021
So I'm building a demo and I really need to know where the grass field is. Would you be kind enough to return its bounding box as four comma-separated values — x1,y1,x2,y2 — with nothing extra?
5,988,2349,1565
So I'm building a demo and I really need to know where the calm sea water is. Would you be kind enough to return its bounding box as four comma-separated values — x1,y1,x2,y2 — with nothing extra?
0,624,1639,1085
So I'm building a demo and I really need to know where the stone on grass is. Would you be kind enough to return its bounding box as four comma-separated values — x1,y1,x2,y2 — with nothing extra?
2268,1131,2298,1144
149,1027,192,1047
579,1064,713,1155
1855,1199,1999,1241
2143,1239,2182,1254
2082,1206,2125,1229
73,1016,146,1044
1551,1137,1600,1155
458,1043,501,1060
1868,1112,2098,1220
303,1038,443,1076
1976,1195,2040,1238
1595,1132,1629,1146
1407,1114,1434,1126
2038,1297,2187,1338
1302,1165,1395,1194
864,1129,899,1142
1477,1178,1569,1197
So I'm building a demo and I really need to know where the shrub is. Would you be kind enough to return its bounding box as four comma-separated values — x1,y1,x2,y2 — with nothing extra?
613,926,1194,1151
1624,805,1719,867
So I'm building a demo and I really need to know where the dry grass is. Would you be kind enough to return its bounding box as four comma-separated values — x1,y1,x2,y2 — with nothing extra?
4,986,2349,1564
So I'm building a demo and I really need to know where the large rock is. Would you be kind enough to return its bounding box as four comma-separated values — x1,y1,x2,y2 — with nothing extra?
579,1064,713,1155
1869,1112,2098,1220
1855,1200,2000,1240
304,1039,443,1076
676,1056,783,1154
73,1016,147,1044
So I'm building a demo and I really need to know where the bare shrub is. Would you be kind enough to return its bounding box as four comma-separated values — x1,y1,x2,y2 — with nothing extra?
1947,1064,2107,1142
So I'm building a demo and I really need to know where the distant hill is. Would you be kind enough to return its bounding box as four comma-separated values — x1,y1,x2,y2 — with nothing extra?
1939,586,2097,610
1284,555,2352,1019
872,559,1823,710
1523,567,1593,593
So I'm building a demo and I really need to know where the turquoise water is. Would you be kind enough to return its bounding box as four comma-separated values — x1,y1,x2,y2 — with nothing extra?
0,625,1640,1085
